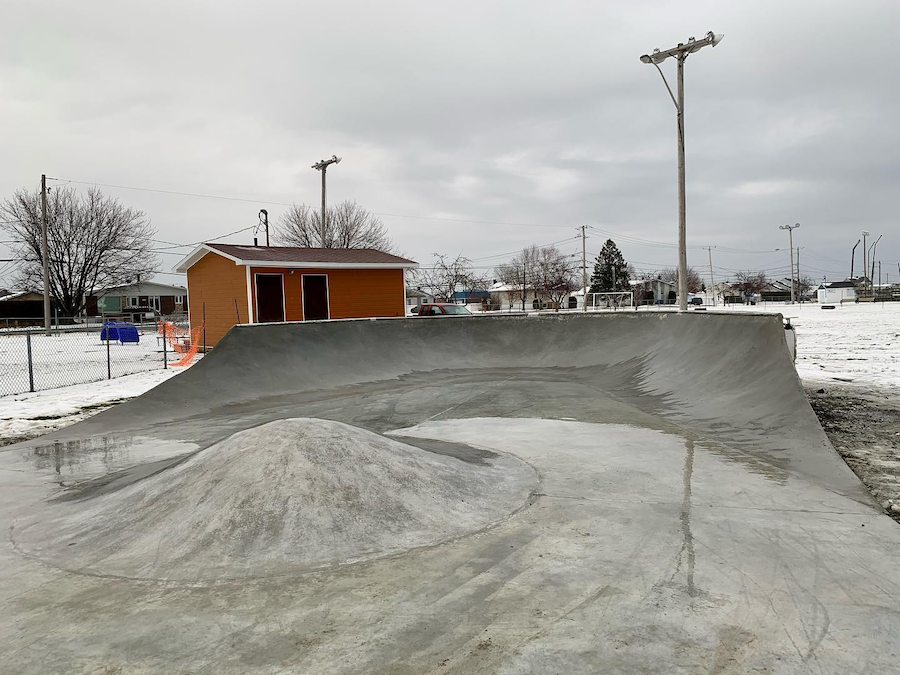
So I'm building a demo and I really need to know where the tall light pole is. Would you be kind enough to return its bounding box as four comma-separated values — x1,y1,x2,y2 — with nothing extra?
779,223,800,303
40,174,51,336
311,155,341,247
869,234,882,294
862,231,869,290
640,31,724,311
579,225,588,312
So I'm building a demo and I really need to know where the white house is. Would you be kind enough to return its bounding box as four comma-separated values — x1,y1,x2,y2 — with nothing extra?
87,281,188,319
817,281,856,304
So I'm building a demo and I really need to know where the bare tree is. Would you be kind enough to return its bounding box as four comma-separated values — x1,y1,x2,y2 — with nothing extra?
496,245,576,310
660,267,703,293
534,246,577,310
277,200,394,251
732,270,768,299
494,245,542,309
411,254,489,303
798,275,816,299
1,186,158,316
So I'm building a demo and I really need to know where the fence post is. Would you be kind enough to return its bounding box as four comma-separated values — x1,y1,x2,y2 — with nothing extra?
26,333,35,393
106,328,111,380
162,320,167,370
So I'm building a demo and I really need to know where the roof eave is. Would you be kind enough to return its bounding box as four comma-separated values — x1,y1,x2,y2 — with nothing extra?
174,243,243,273
176,243,419,272
241,260,419,269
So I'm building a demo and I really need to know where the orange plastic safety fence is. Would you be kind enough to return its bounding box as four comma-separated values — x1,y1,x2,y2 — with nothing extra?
157,321,204,367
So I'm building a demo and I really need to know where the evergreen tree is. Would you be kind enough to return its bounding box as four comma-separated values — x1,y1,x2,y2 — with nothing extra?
589,239,630,293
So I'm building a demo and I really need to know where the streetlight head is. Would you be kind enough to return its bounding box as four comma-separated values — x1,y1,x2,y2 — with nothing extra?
708,31,724,47
333,155,342,164
640,54,652,64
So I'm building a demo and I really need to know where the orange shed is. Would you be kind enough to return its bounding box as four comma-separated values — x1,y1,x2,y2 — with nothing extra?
175,243,418,346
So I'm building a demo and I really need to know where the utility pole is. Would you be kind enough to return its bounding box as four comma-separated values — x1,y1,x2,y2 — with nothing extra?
850,238,860,280
640,31,724,312
706,246,715,306
579,225,588,312
40,174,51,336
862,231,869,291
779,223,800,303
878,260,882,302
521,263,526,311
311,155,341,247
869,234,882,295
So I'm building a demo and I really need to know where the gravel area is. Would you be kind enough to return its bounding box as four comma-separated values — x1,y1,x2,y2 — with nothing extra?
807,384,900,521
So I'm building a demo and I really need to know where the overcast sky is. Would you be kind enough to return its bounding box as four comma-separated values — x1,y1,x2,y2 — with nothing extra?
2,0,898,289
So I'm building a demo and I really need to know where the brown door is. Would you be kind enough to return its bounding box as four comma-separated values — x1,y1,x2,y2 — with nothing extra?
256,274,285,323
302,275,329,320
160,296,175,314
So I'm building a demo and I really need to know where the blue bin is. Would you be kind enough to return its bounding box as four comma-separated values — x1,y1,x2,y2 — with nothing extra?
100,322,120,341
117,323,140,343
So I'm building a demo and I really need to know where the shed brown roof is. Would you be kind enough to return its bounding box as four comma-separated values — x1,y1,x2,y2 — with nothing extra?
206,243,417,266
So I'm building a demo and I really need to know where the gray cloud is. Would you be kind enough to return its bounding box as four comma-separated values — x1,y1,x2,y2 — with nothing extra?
1,0,897,287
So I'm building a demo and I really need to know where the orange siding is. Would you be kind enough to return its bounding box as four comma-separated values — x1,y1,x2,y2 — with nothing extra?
248,267,404,322
187,252,249,346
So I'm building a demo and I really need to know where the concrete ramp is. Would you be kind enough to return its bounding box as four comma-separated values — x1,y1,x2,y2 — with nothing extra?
2,312,899,674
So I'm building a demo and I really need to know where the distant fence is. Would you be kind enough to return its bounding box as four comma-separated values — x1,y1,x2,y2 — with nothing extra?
0,314,191,397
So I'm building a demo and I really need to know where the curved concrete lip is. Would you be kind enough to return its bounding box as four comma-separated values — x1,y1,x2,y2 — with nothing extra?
1,312,898,673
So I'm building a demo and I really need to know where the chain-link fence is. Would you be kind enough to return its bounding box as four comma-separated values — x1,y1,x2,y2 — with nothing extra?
0,315,189,397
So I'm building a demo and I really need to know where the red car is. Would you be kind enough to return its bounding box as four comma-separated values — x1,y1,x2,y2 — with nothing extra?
411,303,473,316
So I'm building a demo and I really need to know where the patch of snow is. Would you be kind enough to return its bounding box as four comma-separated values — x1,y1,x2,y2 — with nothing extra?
711,302,900,390
0,367,189,441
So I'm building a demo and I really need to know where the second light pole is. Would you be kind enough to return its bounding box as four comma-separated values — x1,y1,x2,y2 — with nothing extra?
641,31,723,311
312,155,342,247
779,222,800,303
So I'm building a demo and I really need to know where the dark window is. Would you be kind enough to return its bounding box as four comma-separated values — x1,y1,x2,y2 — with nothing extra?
256,274,285,323
302,275,329,321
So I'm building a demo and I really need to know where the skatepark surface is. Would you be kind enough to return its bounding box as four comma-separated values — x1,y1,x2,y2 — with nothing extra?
2,312,899,673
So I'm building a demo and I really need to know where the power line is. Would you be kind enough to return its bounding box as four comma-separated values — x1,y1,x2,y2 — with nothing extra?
49,177,578,230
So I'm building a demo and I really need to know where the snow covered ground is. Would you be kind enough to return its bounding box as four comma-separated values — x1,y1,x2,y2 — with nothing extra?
0,367,189,443
710,301,900,390
0,328,168,397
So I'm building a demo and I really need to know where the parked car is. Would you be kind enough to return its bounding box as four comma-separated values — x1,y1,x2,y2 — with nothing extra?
412,303,473,316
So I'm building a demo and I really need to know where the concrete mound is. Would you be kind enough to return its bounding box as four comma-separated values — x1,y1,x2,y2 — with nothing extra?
13,418,536,581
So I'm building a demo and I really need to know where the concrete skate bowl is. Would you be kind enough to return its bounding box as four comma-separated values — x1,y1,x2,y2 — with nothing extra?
8,311,900,674
12,418,537,581
64,311,870,502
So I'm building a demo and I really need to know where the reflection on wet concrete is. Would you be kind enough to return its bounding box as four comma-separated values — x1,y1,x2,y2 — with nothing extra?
25,435,198,486
395,436,499,466
680,438,696,597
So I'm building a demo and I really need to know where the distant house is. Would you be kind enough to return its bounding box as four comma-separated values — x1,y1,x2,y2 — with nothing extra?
405,287,434,310
0,291,59,325
86,282,188,320
760,278,793,301
451,289,491,305
491,282,529,310
175,243,418,346
629,278,677,305
817,281,856,304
